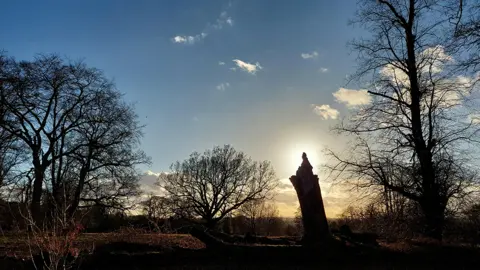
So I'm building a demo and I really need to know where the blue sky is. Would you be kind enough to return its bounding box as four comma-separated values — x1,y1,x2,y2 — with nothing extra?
1,0,370,216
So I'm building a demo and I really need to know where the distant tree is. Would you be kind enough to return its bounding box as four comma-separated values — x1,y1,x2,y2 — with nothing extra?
141,195,172,221
0,53,149,224
238,198,279,235
326,0,480,240
158,145,277,229
293,206,303,236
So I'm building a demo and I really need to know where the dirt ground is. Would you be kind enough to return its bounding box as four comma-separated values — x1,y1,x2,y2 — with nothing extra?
0,233,479,269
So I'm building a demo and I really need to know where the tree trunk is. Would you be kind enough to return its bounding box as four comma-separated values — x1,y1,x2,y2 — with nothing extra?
205,218,218,230
290,153,330,246
420,197,446,240
31,153,46,226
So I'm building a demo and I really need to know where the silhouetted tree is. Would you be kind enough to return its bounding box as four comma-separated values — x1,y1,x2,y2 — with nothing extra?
0,53,149,224
238,198,279,235
450,0,480,73
158,145,277,229
0,53,25,189
327,0,480,240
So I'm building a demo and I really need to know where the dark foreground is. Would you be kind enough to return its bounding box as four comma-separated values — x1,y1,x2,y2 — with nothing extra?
0,233,479,269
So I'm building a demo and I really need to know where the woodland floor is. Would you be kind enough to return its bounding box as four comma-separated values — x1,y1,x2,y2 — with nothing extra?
0,233,479,269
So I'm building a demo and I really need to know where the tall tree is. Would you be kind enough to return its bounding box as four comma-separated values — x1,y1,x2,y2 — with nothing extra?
327,0,480,240
0,53,149,223
158,145,277,229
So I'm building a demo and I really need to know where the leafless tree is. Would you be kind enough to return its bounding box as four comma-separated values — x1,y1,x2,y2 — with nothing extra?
449,0,480,73
238,198,279,235
158,145,277,229
0,52,25,190
326,0,480,240
0,53,149,225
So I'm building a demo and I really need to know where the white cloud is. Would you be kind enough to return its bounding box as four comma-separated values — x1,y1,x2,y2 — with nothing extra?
230,67,237,71
469,114,480,124
218,61,225,65
319,67,329,73
301,51,318,59
172,9,233,45
146,170,161,177
419,45,453,74
232,59,262,74
172,33,207,45
312,104,340,120
333,88,372,107
380,46,454,87
216,82,230,91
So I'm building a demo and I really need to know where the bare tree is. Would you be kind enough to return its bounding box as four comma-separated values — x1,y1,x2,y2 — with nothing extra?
326,0,480,240
449,0,480,73
158,145,277,229
0,53,149,225
238,198,279,235
0,53,25,189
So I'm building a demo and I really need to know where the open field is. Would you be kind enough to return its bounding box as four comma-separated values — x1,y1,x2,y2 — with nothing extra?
0,233,479,269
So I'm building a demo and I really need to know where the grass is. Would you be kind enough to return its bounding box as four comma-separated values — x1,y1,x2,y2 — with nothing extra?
0,232,478,269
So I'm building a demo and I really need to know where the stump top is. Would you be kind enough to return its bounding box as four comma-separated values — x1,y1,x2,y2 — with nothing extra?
301,152,312,170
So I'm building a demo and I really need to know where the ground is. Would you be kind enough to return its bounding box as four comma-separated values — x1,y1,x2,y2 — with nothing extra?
0,232,479,269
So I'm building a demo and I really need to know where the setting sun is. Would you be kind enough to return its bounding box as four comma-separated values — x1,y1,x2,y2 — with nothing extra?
288,142,323,173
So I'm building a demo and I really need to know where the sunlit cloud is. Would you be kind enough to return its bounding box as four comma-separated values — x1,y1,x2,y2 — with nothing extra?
146,170,161,177
312,104,340,120
232,59,262,74
319,67,329,73
333,88,371,107
301,51,318,59
216,82,230,91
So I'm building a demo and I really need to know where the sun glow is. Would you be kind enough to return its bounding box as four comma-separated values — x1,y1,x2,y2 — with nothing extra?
288,143,322,174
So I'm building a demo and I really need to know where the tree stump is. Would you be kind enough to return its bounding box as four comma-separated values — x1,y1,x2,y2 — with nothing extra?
290,152,330,246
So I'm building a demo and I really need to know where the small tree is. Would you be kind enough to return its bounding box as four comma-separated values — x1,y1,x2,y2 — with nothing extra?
159,145,277,229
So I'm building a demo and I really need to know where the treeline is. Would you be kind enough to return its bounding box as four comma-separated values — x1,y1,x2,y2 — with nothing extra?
334,198,480,246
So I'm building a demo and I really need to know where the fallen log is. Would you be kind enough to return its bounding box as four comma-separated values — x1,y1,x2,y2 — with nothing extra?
189,226,227,248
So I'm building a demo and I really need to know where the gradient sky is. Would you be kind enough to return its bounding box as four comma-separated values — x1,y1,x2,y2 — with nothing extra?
0,0,371,217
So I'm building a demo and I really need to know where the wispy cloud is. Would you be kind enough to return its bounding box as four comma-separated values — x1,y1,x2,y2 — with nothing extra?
172,9,234,45
230,67,237,71
172,33,207,44
212,11,234,29
312,104,339,120
216,82,230,91
319,67,329,73
218,61,225,65
232,59,262,75
333,88,371,107
301,51,318,59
